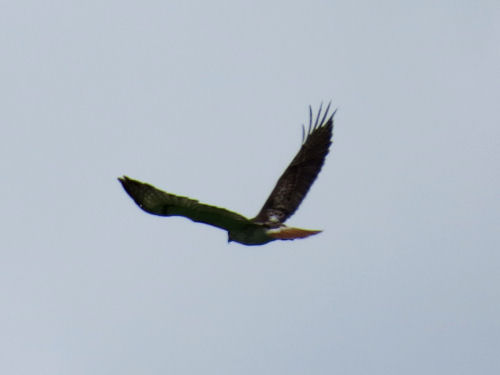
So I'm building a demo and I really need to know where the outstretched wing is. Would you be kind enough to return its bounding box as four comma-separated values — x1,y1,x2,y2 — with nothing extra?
118,176,252,231
253,103,335,225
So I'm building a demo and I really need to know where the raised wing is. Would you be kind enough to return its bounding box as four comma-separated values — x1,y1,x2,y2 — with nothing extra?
118,176,252,231
253,103,335,225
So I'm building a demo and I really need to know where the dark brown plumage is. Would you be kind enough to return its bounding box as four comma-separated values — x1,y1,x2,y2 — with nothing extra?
119,103,336,245
252,103,335,226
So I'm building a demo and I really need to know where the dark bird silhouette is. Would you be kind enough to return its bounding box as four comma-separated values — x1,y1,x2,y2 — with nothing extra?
119,103,336,245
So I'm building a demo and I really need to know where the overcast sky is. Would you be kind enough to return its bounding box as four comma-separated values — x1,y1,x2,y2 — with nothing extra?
1,1,499,374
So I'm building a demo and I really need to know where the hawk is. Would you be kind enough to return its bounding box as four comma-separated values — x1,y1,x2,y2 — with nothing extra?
119,103,336,246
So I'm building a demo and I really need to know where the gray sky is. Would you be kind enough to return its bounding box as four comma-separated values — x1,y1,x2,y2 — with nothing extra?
1,1,499,374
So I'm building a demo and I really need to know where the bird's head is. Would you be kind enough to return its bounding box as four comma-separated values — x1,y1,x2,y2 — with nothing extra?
227,228,275,246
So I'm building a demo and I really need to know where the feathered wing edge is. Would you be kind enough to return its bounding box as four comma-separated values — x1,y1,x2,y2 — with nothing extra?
118,176,253,232
252,103,336,225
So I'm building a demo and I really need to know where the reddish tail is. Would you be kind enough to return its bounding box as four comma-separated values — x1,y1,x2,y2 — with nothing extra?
267,227,322,240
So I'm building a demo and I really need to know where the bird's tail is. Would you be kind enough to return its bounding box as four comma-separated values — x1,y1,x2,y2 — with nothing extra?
266,227,322,240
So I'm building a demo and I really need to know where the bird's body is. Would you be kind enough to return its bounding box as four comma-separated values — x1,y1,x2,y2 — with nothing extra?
119,103,336,246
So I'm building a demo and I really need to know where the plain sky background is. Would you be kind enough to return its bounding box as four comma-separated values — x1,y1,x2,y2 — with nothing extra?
1,1,499,374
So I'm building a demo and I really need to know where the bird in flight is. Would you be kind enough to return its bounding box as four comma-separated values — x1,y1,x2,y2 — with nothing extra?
119,103,336,246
